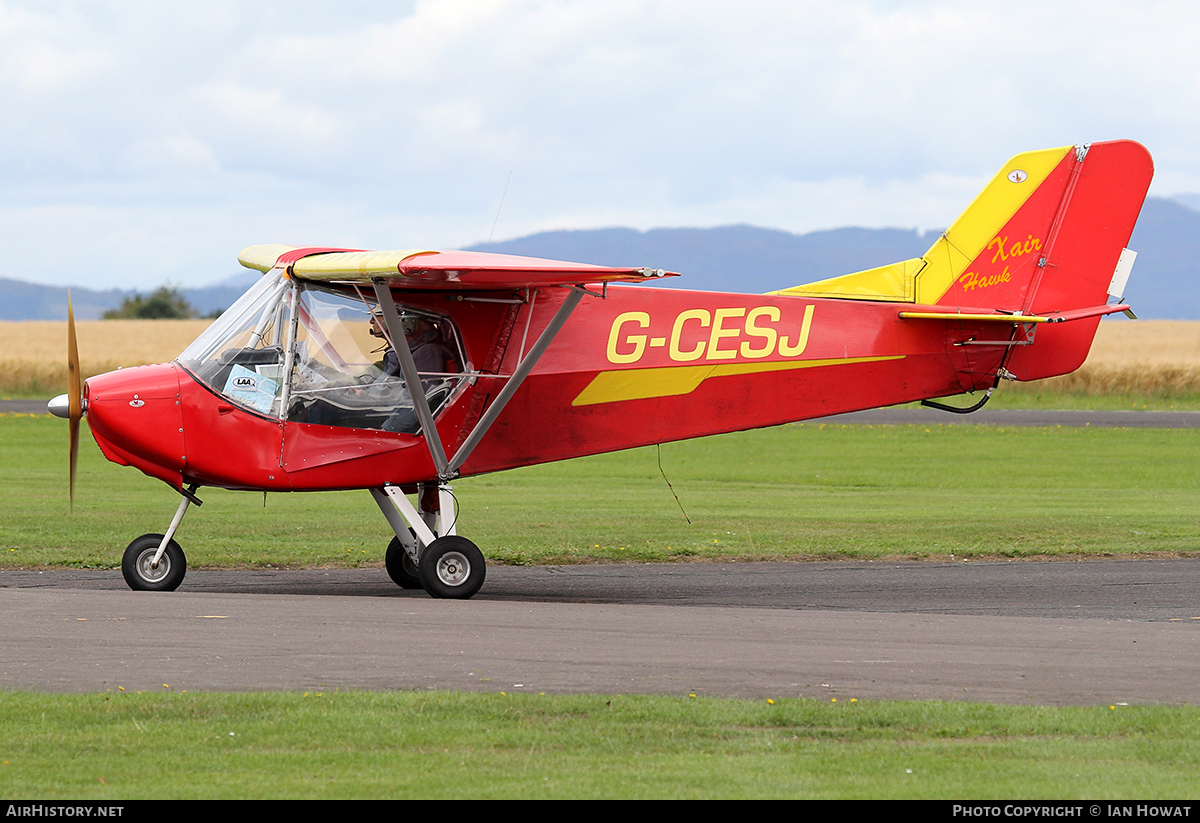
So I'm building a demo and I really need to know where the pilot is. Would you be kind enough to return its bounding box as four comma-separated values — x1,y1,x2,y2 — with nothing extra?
294,308,448,430
368,312,445,383
367,312,401,380
372,311,450,433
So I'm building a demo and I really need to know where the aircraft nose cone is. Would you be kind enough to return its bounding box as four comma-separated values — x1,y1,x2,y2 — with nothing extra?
48,394,73,418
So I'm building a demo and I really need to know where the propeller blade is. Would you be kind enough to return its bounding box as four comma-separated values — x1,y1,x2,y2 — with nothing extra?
69,414,79,511
67,292,81,510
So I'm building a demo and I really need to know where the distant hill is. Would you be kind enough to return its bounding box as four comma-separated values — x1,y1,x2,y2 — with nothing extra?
0,278,132,321
1126,197,1200,319
468,225,940,294
2,196,1197,319
0,272,261,321
470,197,1200,318
1172,193,1200,211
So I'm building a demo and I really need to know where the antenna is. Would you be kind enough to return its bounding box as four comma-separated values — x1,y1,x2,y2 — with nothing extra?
486,171,512,251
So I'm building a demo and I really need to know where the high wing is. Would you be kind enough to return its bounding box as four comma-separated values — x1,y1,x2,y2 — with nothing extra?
238,244,678,289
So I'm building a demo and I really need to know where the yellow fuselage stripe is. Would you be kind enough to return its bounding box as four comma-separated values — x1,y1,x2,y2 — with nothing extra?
571,355,906,406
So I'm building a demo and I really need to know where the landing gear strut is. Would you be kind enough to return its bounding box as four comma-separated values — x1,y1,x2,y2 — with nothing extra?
372,481,486,599
364,280,584,601
120,485,200,592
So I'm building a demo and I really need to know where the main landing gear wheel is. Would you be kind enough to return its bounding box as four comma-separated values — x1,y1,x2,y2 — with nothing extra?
417,536,486,600
385,536,422,589
121,533,187,592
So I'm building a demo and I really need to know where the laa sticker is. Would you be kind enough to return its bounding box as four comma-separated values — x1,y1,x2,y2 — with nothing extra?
223,364,279,413
1007,169,1028,183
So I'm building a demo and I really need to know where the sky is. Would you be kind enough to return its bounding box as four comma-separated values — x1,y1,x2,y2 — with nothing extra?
2,0,1198,290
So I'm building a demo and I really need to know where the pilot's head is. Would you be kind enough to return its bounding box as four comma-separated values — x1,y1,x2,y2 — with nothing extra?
369,309,431,342
401,315,431,340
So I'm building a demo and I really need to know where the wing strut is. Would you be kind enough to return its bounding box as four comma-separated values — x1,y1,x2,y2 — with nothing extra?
373,281,586,482
372,279,450,476
445,287,586,478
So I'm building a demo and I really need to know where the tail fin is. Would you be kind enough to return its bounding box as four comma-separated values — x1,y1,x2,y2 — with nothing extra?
975,140,1152,380
924,140,1153,314
775,140,1154,380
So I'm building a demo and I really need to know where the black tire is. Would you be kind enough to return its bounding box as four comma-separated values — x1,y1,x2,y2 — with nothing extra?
417,536,486,600
121,533,187,592
385,536,422,589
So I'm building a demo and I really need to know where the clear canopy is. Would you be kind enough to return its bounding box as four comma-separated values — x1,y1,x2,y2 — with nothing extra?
178,272,467,432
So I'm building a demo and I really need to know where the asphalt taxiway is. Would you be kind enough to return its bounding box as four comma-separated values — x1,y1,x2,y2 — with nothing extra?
4,560,1198,706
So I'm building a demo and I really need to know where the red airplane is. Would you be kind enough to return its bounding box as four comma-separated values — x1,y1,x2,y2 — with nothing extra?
50,139,1154,598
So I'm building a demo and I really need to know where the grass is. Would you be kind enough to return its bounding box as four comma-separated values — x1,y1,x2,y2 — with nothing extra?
3,414,1200,568
2,691,1198,799
975,387,1200,411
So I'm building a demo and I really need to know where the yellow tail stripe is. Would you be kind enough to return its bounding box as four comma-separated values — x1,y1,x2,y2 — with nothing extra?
571,355,905,406
765,145,1073,304
914,146,1072,304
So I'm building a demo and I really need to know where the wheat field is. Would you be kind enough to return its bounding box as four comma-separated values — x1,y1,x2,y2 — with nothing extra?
0,318,1197,397
1015,319,1200,395
0,319,213,395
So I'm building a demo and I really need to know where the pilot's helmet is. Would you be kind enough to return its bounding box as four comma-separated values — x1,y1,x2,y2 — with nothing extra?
369,305,426,337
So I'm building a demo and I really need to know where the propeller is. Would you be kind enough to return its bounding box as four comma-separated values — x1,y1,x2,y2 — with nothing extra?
67,292,81,510
48,294,85,509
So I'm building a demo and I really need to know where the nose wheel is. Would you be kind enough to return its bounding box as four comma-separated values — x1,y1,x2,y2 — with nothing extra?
120,488,197,592
122,533,187,592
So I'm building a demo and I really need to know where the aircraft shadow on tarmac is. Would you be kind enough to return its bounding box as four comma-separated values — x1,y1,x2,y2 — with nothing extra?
8,559,1200,622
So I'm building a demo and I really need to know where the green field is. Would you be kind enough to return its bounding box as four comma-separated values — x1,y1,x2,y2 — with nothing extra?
3,413,1198,568
3,691,1198,799
943,387,1200,411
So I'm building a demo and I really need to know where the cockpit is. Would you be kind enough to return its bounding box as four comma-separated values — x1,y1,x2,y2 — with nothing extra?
177,271,469,433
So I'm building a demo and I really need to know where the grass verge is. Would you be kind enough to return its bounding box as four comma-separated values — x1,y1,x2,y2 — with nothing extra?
4,414,1199,568
2,691,1197,799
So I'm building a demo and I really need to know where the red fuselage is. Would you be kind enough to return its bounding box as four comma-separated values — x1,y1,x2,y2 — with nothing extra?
85,285,1025,493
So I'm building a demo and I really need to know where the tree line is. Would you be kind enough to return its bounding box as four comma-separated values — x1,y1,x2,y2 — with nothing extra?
102,286,221,319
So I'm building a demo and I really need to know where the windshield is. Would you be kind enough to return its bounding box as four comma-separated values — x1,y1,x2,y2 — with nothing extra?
178,271,291,415
178,274,468,431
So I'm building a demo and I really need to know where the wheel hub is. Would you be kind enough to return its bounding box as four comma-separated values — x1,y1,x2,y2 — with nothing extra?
436,552,470,587
135,549,171,583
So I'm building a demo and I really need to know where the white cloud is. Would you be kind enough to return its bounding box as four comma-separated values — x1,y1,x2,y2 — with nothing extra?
0,0,1196,289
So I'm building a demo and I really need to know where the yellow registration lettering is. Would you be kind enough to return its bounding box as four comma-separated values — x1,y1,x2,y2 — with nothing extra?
606,311,650,364
706,308,746,360
741,306,779,358
778,304,815,357
669,309,710,362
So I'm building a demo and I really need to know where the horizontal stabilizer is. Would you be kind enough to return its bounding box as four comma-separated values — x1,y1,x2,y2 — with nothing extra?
898,304,1130,324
